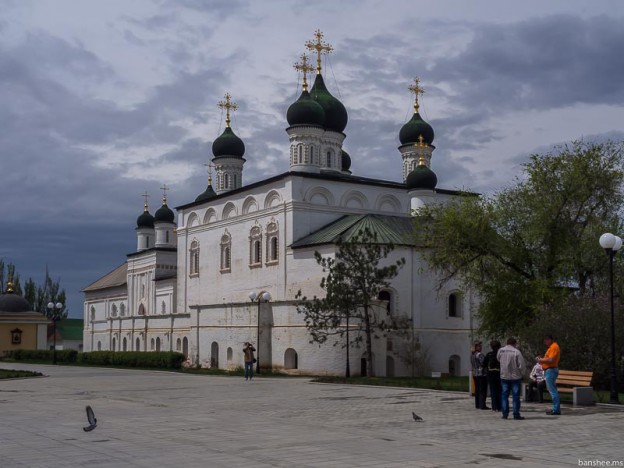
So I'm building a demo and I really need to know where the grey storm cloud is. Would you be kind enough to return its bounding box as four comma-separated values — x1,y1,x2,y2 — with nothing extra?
429,14,624,113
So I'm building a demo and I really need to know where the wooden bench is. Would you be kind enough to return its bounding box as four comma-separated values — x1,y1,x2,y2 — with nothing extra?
556,370,594,405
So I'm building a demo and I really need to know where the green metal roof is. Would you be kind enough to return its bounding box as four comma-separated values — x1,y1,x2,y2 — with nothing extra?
56,318,84,341
291,214,416,249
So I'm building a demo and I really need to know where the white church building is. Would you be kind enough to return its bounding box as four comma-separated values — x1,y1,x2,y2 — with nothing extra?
83,33,477,377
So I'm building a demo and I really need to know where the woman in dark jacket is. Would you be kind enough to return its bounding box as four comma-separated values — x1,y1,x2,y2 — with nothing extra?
483,340,502,412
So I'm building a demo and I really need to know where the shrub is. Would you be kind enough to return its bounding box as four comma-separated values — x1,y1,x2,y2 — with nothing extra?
78,351,185,369
5,349,78,363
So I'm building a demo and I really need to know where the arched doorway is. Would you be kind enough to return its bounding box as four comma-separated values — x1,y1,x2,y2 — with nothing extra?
97,341,101,351
227,347,233,365
211,341,219,368
135,337,140,351
156,337,161,352
449,355,461,376
284,348,298,369
122,337,127,352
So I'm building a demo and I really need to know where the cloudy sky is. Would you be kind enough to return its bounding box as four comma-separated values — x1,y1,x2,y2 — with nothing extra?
2,0,624,316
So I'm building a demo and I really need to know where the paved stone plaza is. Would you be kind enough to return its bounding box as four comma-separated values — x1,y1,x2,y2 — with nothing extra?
0,364,622,467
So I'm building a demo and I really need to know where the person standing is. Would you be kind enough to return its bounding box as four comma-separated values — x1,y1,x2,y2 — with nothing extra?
483,340,502,412
497,337,526,420
537,334,561,415
471,341,489,410
243,342,256,381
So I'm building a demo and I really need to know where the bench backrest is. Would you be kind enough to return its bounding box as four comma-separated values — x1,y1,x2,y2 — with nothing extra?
556,370,593,387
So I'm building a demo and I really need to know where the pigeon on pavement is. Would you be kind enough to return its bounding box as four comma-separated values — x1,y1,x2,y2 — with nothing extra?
412,412,424,422
83,405,97,432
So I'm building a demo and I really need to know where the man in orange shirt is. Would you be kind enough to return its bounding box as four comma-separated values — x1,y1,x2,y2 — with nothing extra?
537,334,561,415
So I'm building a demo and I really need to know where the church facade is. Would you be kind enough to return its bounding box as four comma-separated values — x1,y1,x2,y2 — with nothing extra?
83,32,476,377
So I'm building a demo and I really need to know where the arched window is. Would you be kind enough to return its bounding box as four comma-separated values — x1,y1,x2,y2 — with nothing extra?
220,232,232,272
233,174,238,188
297,144,303,164
176,338,182,352
136,337,140,351
182,337,189,358
249,226,262,267
123,337,127,351
325,150,333,168
150,338,155,351
90,306,95,322
210,341,219,368
386,355,395,377
146,236,150,249
97,341,101,351
448,293,460,318
120,303,125,316
224,173,230,189
112,337,116,352
111,304,118,317
266,222,279,264
156,337,161,352
284,348,298,369
378,290,393,314
227,347,233,365
138,303,146,316
161,301,166,314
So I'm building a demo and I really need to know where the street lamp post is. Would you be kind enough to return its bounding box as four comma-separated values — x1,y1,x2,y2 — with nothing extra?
249,291,271,375
46,301,65,365
599,232,622,404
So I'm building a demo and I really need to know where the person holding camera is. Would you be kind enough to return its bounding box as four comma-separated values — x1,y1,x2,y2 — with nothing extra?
243,342,256,381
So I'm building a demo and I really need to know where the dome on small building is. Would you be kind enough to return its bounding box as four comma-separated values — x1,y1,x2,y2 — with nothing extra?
0,284,32,314
137,208,154,229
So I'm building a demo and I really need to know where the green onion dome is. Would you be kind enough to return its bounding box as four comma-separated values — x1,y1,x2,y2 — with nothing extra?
406,165,437,190
154,203,175,223
212,127,245,158
399,112,434,145
310,74,348,133
195,183,217,203
137,208,155,229
287,90,325,127
341,149,351,171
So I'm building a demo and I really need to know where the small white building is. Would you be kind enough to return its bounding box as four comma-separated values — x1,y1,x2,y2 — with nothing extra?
83,38,477,377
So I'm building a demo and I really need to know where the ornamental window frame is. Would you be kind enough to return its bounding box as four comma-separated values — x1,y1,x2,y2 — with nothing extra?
11,328,22,345
220,231,232,273
266,222,279,265
189,239,200,277
249,226,262,268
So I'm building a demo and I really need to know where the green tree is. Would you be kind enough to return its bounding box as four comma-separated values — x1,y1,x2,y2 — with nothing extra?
413,140,624,337
297,228,406,377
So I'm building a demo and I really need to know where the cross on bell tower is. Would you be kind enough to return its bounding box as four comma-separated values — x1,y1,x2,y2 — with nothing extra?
408,77,425,113
294,53,314,92
305,29,333,74
218,93,239,128
204,162,215,185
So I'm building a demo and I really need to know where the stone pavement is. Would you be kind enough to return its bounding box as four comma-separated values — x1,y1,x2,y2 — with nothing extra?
0,364,622,468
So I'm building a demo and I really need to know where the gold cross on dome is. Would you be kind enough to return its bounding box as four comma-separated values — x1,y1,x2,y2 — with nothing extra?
204,162,215,184
141,191,150,211
408,77,425,113
217,93,239,128
160,184,170,204
305,29,333,74
294,53,314,91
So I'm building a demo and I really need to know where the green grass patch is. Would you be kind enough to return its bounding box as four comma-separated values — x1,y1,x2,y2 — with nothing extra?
312,375,470,391
0,369,43,379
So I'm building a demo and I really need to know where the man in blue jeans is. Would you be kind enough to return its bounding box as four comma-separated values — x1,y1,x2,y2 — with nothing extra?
497,337,526,420
243,342,256,381
538,335,561,415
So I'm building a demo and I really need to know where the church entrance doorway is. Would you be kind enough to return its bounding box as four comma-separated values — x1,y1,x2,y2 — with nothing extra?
211,341,219,368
